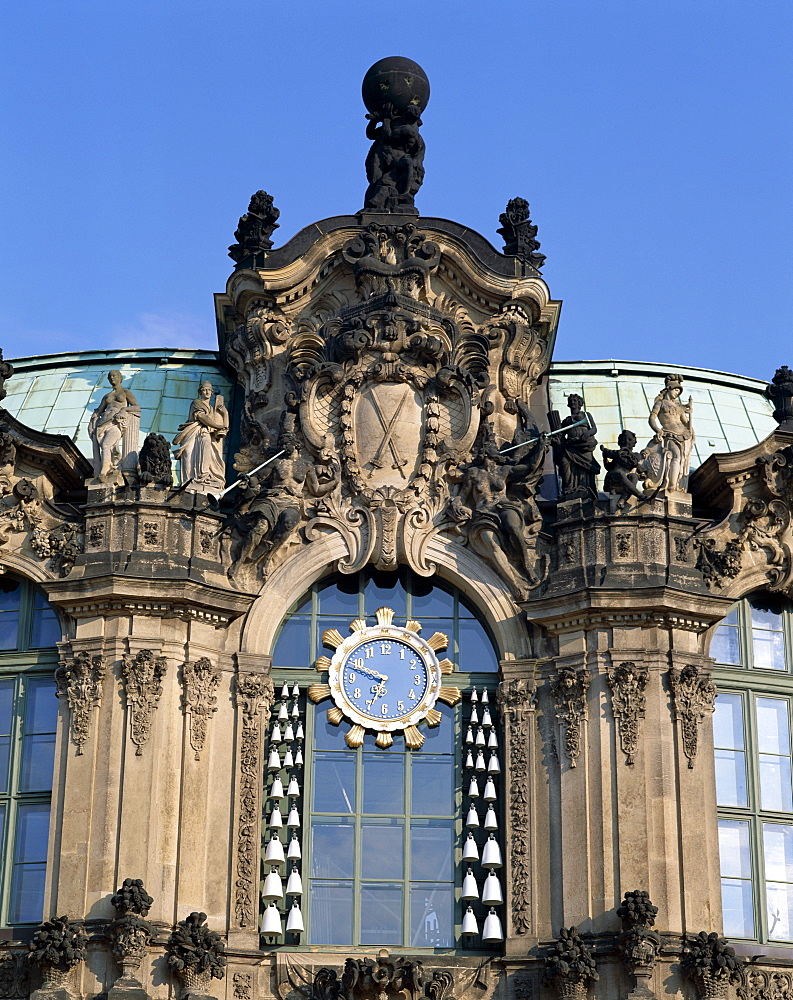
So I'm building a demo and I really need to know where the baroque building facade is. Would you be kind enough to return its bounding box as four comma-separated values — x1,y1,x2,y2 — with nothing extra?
0,54,790,1000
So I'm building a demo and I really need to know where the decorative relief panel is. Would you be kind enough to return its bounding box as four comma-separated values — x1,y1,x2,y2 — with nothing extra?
121,649,167,755
55,650,106,756
549,665,590,768
607,661,649,766
182,657,221,760
668,664,716,768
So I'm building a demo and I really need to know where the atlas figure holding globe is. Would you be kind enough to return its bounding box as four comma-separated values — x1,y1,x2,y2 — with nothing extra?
361,57,430,215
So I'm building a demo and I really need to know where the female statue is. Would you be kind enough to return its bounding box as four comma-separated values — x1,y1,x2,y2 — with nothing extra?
88,370,141,480
640,374,694,493
173,381,229,492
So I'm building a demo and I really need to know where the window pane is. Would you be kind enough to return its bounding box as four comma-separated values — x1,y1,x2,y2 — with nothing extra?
317,577,359,616
411,576,454,619
714,694,744,749
311,820,354,878
20,734,56,793
31,608,60,648
363,570,407,619
362,753,404,813
309,881,353,945
361,819,404,879
752,605,784,631
458,619,498,672
359,883,402,944
10,803,50,922
317,619,355,657
0,678,14,734
416,702,454,754
8,862,46,924
314,703,346,750
411,756,454,815
0,580,22,613
757,698,791,755
715,750,747,807
313,753,356,813
25,678,58,733
410,820,454,881
764,824,793,882
719,820,752,879
271,618,310,668
767,883,793,941
711,625,741,665
0,737,9,794
0,614,20,650
410,884,453,947
754,630,786,671
722,878,754,938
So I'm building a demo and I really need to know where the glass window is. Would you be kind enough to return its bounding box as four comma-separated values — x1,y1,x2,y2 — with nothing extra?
266,570,501,950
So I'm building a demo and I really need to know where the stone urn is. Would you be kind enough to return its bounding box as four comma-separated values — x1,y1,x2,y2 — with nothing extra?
27,915,87,1000
165,911,226,1000
680,932,742,1000
543,926,599,1000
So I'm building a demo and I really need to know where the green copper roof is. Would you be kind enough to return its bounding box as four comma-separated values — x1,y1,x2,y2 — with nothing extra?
2,349,234,462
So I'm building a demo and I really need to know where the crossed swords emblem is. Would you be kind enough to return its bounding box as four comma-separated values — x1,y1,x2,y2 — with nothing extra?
367,388,410,478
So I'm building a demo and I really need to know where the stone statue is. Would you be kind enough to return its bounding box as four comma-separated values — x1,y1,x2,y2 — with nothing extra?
172,382,229,493
640,374,694,493
550,394,600,500
88,370,141,482
496,197,546,270
601,430,644,505
0,349,14,403
228,190,280,265
360,57,430,215
138,433,173,488
304,436,341,503
766,365,793,431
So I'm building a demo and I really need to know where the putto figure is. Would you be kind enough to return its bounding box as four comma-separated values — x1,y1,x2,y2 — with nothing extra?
640,374,694,493
88,370,141,482
601,429,644,505
173,381,229,493
550,394,600,500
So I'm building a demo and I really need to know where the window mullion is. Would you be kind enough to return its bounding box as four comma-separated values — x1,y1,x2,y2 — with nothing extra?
353,742,363,946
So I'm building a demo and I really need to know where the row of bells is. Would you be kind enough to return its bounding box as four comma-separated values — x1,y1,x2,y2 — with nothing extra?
262,900,304,935
263,864,304,899
462,906,503,941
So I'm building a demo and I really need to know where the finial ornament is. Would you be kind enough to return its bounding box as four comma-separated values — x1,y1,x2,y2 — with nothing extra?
497,197,546,270
766,365,793,431
228,190,280,266
361,57,429,215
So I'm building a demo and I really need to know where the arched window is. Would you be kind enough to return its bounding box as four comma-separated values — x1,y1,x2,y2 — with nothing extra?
267,569,501,950
712,594,793,942
0,577,60,926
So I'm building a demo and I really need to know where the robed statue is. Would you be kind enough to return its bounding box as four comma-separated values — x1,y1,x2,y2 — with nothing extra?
88,370,141,481
173,381,229,493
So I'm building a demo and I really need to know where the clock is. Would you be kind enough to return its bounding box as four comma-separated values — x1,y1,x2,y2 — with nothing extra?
308,606,460,749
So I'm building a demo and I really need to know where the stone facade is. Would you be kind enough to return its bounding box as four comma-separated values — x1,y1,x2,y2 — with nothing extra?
0,54,789,1000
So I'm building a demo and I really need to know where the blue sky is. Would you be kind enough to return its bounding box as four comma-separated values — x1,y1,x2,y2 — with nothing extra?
1,0,791,380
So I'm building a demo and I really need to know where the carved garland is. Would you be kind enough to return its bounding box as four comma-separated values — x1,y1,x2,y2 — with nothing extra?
55,650,106,755
607,661,649,766
234,672,274,927
182,657,221,760
550,665,590,767
497,678,532,934
669,664,716,768
121,650,167,756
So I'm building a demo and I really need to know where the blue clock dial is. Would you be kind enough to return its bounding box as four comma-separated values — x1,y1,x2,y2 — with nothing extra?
341,638,429,722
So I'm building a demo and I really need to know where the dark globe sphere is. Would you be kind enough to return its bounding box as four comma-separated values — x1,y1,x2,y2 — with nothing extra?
362,57,430,118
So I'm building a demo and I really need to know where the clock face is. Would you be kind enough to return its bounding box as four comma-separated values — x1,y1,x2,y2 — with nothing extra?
339,637,431,723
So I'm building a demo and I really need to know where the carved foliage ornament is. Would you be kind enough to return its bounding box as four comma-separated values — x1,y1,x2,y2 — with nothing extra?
121,650,167,755
182,657,221,760
738,969,793,1000
497,679,532,934
680,932,741,1000
0,952,30,999
234,672,274,927
607,662,649,766
544,926,599,998
668,664,716,768
341,953,424,1000
550,666,590,767
109,879,154,982
616,890,660,984
55,651,106,755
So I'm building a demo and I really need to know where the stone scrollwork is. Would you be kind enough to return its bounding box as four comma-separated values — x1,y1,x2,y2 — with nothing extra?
55,650,106,756
233,672,274,928
497,678,533,935
121,650,167,756
668,664,716,769
607,662,649,766
341,953,424,1000
738,968,793,1000
0,478,81,578
182,657,221,760
550,666,590,768
0,952,30,999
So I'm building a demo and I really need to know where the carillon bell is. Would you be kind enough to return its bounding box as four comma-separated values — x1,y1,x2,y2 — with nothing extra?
271,723,283,743
465,751,474,769
287,775,300,796
482,708,493,727
285,900,304,933
482,834,503,868
264,835,285,866
481,689,489,704
470,688,478,703
475,751,486,772
482,908,504,943
470,706,479,725
465,727,475,744
295,747,304,766
292,682,300,698
462,832,479,862
296,722,304,740
280,682,290,699
287,802,301,827
482,870,503,905
483,777,497,801
488,753,501,774
484,803,498,830
461,868,478,899
261,902,282,937
284,747,295,768
286,865,303,895
270,777,284,799
488,730,498,749
467,776,480,798
263,867,283,901
278,702,289,721
268,748,281,771
465,804,480,827
287,833,302,860
461,906,479,936
285,723,295,741
291,702,299,718
475,727,486,747
270,806,283,828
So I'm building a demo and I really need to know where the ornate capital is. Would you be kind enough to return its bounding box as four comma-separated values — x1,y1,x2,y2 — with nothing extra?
55,650,106,755
182,657,221,760
668,664,716,768
121,650,167,755
607,661,649,766
550,665,590,767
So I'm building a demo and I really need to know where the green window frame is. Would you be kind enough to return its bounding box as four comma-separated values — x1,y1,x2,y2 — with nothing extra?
267,569,501,952
713,594,793,943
